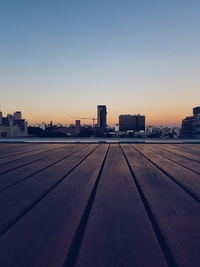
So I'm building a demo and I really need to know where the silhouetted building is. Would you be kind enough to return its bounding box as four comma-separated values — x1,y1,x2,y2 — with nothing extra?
51,126,74,136
193,107,200,116
75,120,81,135
0,111,28,138
119,114,145,131
182,107,200,138
97,105,107,131
51,120,82,137
119,115,135,131
13,111,22,120
0,111,2,126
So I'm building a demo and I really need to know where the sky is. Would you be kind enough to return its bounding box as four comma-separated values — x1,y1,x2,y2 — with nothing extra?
0,0,200,126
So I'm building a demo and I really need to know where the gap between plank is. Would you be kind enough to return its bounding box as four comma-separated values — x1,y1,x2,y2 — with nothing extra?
145,145,200,176
64,144,110,267
151,144,200,164
131,145,200,204
0,145,101,238
120,144,177,267
0,145,52,160
0,145,90,193
0,145,68,167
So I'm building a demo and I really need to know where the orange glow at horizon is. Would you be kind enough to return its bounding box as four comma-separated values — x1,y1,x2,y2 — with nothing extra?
1,0,200,131
25,109,188,127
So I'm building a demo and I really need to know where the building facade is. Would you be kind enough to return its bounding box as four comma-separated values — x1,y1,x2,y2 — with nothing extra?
97,105,107,131
182,107,200,138
119,114,145,131
0,111,28,138
75,120,81,135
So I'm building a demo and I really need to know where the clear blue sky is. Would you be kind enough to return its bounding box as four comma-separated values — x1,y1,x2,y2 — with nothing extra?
0,0,200,126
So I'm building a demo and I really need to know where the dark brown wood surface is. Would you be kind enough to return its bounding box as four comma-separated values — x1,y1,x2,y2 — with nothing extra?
0,143,200,267
132,144,200,202
123,144,200,267
75,145,167,267
153,144,200,161
145,144,200,174
0,144,87,190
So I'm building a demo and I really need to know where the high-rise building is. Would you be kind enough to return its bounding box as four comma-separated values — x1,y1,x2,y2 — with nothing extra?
182,107,200,138
75,120,81,135
97,105,107,131
0,111,2,125
119,114,145,131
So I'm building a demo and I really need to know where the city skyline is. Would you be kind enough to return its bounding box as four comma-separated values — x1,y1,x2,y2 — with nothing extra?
0,104,197,127
1,0,200,126
3,105,197,138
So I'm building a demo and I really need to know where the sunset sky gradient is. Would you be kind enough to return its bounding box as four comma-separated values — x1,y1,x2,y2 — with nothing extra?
0,0,200,126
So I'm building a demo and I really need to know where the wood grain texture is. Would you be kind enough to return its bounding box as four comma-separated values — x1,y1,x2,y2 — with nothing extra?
0,143,51,157
133,144,200,201
146,144,200,174
0,144,97,235
123,144,200,267
0,144,107,267
157,144,200,160
75,145,167,267
0,144,58,162
0,144,86,191
0,143,200,267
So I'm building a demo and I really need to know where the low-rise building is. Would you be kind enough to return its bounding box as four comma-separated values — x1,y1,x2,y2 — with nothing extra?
0,111,28,138
50,120,81,136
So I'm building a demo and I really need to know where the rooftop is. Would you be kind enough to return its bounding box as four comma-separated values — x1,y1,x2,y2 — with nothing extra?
0,143,200,266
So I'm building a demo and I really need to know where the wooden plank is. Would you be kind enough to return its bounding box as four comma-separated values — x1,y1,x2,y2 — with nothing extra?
0,144,75,174
0,143,56,159
75,144,167,267
0,143,47,153
0,144,63,164
0,144,97,235
146,144,200,175
160,144,200,158
0,144,52,163
177,144,200,152
0,144,108,267
0,144,87,191
154,144,200,162
132,144,200,202
0,144,40,156
0,144,65,161
122,144,200,267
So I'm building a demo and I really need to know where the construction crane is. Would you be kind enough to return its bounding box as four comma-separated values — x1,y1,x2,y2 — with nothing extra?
72,117,97,128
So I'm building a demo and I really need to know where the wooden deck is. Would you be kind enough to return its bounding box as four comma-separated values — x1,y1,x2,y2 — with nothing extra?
0,143,200,267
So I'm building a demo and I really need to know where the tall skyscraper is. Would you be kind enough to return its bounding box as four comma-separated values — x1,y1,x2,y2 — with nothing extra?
97,105,107,131
75,120,81,135
119,114,145,131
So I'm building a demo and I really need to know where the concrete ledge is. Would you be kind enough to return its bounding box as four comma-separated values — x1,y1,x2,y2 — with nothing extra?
1,140,200,144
